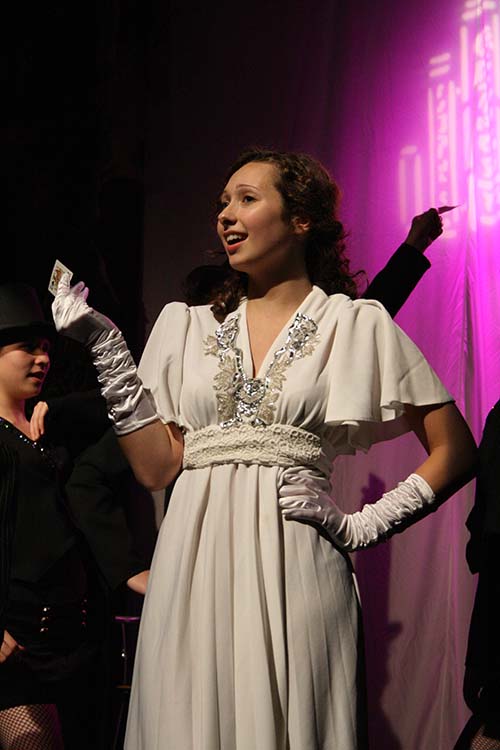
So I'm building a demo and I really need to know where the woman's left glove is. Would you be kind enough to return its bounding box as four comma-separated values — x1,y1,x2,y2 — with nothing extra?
279,471,435,551
52,273,158,436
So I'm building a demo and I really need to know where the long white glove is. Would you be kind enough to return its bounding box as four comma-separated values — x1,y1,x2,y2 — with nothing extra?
279,470,435,551
52,273,158,436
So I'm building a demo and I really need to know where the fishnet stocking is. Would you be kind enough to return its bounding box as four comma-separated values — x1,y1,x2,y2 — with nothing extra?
471,724,500,750
0,704,63,750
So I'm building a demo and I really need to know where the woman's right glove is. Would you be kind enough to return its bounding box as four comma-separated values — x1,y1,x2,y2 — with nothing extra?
279,471,435,551
52,273,158,436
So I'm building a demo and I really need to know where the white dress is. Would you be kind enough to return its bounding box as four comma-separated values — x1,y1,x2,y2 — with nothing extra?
125,286,452,750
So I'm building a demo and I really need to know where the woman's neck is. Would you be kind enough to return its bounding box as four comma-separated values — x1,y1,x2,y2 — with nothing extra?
246,275,313,311
0,396,28,430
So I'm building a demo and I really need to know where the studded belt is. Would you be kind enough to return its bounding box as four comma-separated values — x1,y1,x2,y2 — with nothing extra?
6,598,89,651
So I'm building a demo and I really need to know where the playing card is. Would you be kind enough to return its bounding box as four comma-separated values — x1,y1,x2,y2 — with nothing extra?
48,259,73,296
437,205,460,214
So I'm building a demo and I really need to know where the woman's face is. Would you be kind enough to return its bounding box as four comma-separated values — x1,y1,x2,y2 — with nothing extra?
217,161,306,275
0,337,51,402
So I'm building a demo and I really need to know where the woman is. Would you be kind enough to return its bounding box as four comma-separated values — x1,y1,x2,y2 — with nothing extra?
0,283,147,750
53,150,477,749
0,283,73,749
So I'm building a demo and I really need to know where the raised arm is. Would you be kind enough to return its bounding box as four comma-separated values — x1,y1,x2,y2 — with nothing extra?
119,421,183,490
52,275,183,490
363,208,442,317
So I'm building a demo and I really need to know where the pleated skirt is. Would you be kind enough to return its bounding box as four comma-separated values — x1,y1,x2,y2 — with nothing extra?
125,464,365,750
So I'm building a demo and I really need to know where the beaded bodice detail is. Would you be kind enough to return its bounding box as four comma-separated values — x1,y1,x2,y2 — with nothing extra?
0,416,57,469
204,311,319,428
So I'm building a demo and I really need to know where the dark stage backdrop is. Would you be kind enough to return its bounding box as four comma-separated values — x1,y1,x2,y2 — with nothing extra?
142,0,349,323
143,1,500,747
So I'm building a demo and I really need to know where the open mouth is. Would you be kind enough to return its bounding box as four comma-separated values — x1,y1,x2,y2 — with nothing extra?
225,233,247,246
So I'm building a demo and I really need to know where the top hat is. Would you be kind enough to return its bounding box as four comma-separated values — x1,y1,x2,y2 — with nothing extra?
0,283,55,346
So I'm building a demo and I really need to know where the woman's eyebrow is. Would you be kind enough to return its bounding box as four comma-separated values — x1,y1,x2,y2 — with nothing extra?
235,183,258,190
220,183,259,199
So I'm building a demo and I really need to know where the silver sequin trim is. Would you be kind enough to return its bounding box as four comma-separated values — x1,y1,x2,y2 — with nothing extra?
204,311,319,427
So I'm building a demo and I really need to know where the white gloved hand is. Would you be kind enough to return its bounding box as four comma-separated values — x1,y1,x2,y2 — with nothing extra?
51,274,158,436
52,273,116,347
279,472,435,551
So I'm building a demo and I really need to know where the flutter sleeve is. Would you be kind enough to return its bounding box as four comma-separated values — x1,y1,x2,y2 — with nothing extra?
323,297,453,453
138,302,190,427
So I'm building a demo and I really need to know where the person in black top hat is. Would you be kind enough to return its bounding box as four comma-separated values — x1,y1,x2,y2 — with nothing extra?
0,283,67,748
0,283,149,749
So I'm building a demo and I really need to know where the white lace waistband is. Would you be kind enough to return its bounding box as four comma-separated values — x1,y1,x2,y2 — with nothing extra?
183,424,324,471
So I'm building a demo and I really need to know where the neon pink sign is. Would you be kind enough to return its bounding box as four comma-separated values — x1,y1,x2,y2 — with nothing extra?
399,0,500,232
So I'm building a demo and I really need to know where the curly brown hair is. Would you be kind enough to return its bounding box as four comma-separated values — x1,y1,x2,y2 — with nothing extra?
183,149,363,316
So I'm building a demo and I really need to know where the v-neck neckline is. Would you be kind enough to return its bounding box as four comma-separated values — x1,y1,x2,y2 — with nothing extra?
0,416,35,443
240,286,317,379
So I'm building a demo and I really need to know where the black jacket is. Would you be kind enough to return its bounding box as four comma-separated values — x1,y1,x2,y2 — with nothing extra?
0,391,145,614
363,243,430,315
465,399,500,683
